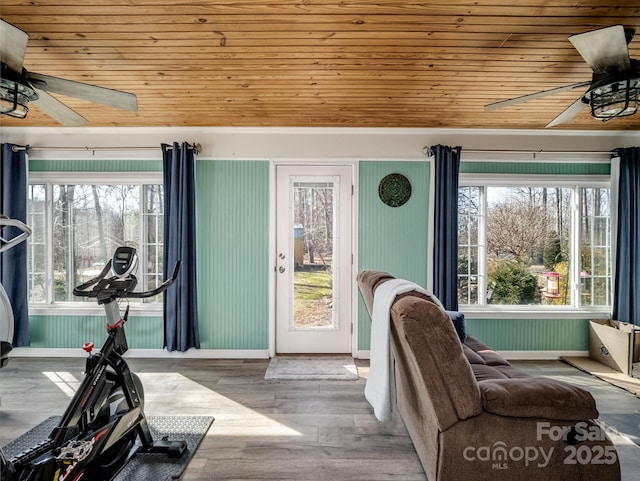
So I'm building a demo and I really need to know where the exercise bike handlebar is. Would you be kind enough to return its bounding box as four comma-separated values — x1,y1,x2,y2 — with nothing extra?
73,261,181,299
131,261,181,298
0,216,32,254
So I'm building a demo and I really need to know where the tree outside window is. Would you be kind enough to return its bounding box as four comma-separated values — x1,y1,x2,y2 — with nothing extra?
458,183,611,308
27,182,163,304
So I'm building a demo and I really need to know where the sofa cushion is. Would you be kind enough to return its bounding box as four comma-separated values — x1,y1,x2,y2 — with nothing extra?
472,363,532,381
472,364,511,381
464,336,511,366
477,349,511,366
462,344,485,364
445,310,466,342
465,338,532,382
479,377,598,420
463,336,494,352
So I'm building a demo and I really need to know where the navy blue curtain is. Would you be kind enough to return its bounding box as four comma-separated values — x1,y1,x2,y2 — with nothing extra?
612,147,640,326
162,142,200,351
0,144,30,346
431,144,461,311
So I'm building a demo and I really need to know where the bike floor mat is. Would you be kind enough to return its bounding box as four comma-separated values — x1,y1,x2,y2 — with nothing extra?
2,415,214,480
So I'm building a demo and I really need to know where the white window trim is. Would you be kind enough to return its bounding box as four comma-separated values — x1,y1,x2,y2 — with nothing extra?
458,173,613,318
459,173,610,187
29,304,163,316
28,171,164,315
28,171,163,184
462,305,612,319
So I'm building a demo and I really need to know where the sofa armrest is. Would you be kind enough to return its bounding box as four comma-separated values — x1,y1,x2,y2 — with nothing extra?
479,377,598,420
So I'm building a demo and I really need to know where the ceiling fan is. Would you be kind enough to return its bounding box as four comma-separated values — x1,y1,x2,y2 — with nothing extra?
485,25,640,128
0,18,137,126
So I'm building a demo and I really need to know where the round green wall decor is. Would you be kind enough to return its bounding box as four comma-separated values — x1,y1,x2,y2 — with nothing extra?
378,173,412,207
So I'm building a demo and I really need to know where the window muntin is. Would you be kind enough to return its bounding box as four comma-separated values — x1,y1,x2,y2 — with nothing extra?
27,184,47,303
458,186,482,305
27,180,163,305
580,187,611,306
457,181,611,309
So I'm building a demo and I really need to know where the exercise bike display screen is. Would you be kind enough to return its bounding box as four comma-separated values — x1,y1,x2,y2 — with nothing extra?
112,246,138,278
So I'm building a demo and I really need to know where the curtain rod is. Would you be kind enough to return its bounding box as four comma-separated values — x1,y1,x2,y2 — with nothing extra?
11,143,202,154
423,146,613,156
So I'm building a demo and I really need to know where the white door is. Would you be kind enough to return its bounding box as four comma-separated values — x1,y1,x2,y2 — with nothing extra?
275,165,353,354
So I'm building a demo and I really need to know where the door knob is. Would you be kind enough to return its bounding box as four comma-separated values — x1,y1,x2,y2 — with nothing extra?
279,266,286,273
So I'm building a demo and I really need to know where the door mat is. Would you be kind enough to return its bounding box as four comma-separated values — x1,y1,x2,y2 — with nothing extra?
265,356,359,380
562,356,640,398
2,415,214,481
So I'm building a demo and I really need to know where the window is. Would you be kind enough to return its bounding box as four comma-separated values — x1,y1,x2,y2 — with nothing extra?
27,176,163,305
458,180,611,309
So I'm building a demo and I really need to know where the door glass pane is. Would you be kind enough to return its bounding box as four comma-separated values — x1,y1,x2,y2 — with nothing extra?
292,179,335,329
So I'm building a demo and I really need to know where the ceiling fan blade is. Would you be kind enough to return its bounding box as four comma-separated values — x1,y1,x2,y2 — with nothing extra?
484,81,591,111
569,25,630,74
545,97,589,128
27,72,138,112
32,88,88,126
0,19,28,72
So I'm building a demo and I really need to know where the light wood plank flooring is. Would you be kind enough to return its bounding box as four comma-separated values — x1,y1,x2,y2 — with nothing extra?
1,357,639,480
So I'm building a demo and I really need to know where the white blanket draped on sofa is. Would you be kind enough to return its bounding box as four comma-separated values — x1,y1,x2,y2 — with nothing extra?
365,279,441,422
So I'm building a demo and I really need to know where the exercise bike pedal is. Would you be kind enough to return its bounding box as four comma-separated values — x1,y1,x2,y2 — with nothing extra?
147,438,187,458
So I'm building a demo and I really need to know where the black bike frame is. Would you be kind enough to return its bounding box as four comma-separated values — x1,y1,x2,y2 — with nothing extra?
2,258,183,481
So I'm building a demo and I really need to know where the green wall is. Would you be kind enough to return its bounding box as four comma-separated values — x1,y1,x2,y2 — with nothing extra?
461,161,610,176
357,161,430,350
29,158,163,172
465,318,590,351
195,160,270,349
29,315,163,349
27,157,607,354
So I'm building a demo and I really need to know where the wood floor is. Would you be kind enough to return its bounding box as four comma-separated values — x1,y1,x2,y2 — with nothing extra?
1,357,640,480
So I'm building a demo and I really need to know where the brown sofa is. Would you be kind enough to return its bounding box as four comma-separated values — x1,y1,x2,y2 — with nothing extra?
357,270,620,481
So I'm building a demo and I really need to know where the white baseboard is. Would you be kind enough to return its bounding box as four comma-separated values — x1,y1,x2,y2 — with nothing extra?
499,350,588,360
9,347,271,359
8,348,587,361
356,350,588,361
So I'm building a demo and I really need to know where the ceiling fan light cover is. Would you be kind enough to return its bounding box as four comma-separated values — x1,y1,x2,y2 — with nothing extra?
590,78,640,120
0,63,38,118
0,83,30,118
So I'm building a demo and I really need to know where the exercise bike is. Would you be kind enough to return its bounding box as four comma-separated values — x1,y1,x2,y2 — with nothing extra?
1,246,187,481
0,215,32,368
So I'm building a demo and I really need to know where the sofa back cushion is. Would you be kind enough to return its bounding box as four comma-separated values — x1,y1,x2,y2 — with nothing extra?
390,295,482,430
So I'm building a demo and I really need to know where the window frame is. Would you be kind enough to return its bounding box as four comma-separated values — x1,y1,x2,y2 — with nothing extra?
27,171,164,316
458,173,613,319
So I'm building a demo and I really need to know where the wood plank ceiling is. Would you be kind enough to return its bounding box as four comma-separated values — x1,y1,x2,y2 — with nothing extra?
1,1,640,130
